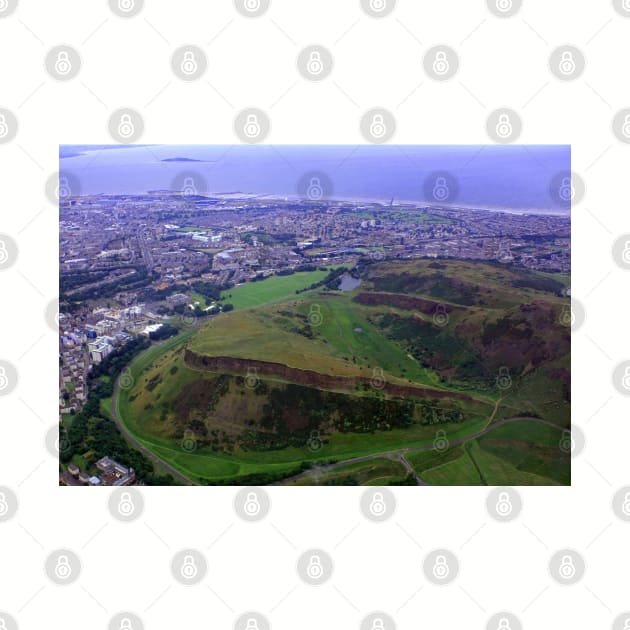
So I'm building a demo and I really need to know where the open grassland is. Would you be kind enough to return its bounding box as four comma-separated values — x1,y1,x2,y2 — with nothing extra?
188,291,492,400
407,419,568,485
220,268,338,309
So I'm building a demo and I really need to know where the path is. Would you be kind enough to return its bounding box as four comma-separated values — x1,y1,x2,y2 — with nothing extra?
272,416,560,486
111,338,195,486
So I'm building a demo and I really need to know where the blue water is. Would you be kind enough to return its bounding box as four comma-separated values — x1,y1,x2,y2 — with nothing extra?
60,144,570,214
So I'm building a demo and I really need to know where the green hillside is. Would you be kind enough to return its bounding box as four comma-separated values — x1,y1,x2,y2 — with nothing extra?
118,258,570,485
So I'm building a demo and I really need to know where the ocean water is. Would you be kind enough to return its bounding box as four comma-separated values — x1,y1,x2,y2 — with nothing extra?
60,144,570,214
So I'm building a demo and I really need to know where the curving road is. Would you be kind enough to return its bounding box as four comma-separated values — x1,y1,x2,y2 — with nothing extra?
111,333,563,487
111,348,195,486
272,416,562,486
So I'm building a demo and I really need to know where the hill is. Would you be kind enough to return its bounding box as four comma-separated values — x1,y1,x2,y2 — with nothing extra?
118,258,570,485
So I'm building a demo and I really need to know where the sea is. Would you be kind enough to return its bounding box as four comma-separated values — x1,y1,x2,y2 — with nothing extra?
60,144,571,215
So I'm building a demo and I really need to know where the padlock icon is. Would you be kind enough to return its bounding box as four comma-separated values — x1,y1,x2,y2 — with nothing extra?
432,176,449,201
244,0,261,11
306,554,323,579
182,430,197,452
496,366,511,390
308,303,323,326
244,114,261,138
434,429,448,452
119,618,134,630
558,51,576,76
495,114,513,138
54,50,72,76
623,619,630,630
57,176,71,200
369,492,387,516
0,492,8,516
307,51,324,75
246,619,260,630
558,176,573,202
245,366,259,389
0,0,7,11
558,305,574,328
307,177,324,200
0,618,7,630
0,366,8,390
622,114,630,139
370,114,387,139
558,554,576,579
0,114,8,138
182,177,197,196
307,429,323,451
623,0,630,11
244,492,261,516
495,491,513,516
432,555,450,579
621,492,630,516
54,554,72,580
497,619,512,630
181,555,198,579
118,491,135,516
433,303,448,327
559,430,573,454
623,366,630,390
622,240,630,264
371,366,385,389
118,0,135,11
118,114,135,139
432,50,449,76
495,0,513,12
180,50,198,76
371,619,385,630
369,0,387,12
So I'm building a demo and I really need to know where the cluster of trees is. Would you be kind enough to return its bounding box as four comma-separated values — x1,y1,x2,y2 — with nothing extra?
60,270,108,293
416,400,464,425
66,268,156,302
190,280,224,301
241,231,297,246
90,336,150,381
139,283,188,303
149,324,178,341
239,383,417,453
60,336,178,485
295,266,349,294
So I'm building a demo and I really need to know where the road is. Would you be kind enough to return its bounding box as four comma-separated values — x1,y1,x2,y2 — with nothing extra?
111,342,195,486
111,332,562,487
272,416,561,486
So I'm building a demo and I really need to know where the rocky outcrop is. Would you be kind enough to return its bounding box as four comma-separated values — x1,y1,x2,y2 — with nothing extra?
184,349,474,402
353,292,465,314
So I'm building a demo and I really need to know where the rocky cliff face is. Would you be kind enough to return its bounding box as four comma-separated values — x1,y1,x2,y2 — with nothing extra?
353,291,465,314
184,349,474,402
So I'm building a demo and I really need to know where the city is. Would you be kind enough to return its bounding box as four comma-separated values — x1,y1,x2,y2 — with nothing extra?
59,187,569,486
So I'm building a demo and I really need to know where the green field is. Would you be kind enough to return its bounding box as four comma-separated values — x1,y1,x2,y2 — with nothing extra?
406,420,569,485
220,268,338,309
114,258,570,485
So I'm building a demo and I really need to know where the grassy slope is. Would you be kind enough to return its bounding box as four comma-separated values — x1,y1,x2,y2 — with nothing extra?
117,259,570,485
407,420,568,485
220,268,338,309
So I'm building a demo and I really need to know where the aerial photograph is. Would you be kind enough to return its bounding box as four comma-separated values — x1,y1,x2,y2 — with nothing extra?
58,144,571,486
